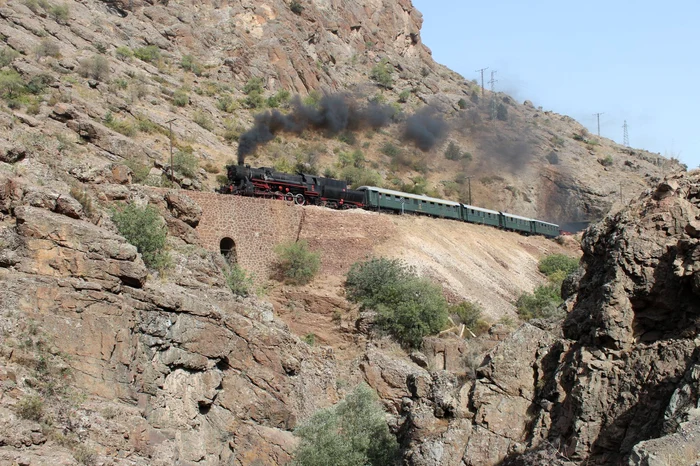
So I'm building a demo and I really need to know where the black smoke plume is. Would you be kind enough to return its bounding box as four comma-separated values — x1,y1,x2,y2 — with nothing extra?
237,94,394,164
402,107,448,152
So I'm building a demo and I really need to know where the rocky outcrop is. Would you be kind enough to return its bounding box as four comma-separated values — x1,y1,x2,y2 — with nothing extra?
399,172,700,465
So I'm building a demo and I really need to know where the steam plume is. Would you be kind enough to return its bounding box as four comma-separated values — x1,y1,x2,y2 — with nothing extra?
237,94,394,164
403,107,448,152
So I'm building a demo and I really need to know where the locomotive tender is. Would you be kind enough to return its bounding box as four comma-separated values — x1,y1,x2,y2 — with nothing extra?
221,164,560,237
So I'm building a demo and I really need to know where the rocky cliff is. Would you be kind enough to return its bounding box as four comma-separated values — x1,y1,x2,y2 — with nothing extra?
396,172,700,465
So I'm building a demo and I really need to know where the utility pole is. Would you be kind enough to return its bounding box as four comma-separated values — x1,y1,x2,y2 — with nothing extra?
623,120,629,147
593,112,604,137
475,67,488,96
166,118,176,184
488,70,498,120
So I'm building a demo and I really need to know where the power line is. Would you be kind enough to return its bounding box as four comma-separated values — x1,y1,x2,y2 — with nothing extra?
475,67,488,96
623,120,629,147
593,112,604,137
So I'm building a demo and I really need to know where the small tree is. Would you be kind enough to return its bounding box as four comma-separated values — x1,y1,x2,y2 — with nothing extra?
496,103,508,121
112,204,169,270
275,240,320,285
450,301,490,336
292,384,398,466
172,149,199,178
370,59,393,89
444,141,462,161
78,54,110,81
516,284,563,321
0,70,25,99
538,254,578,277
457,98,468,109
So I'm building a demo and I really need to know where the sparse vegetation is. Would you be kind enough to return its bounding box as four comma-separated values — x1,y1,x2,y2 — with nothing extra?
0,69,26,100
78,54,110,81
516,254,579,321
172,88,189,107
111,204,170,270
217,94,239,113
224,263,254,297
16,395,44,421
115,46,133,61
193,110,214,131
49,3,70,23
444,141,464,161
457,98,468,109
103,111,136,136
380,142,401,158
370,59,393,89
134,45,161,64
290,0,303,15
180,54,203,76
450,301,490,336
124,158,151,183
398,90,410,103
267,89,290,108
0,47,19,68
600,154,614,166
242,77,265,109
172,149,199,178
69,186,94,217
292,384,399,466
496,103,508,121
35,38,60,58
274,240,320,285
345,257,449,348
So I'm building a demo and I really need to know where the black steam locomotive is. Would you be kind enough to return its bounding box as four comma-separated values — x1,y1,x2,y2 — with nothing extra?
220,164,365,208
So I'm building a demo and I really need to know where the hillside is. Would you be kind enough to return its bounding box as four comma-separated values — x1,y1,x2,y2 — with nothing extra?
0,0,684,226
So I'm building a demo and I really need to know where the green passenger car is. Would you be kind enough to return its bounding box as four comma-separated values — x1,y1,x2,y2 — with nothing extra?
358,186,462,220
461,204,501,227
533,220,560,237
501,213,535,234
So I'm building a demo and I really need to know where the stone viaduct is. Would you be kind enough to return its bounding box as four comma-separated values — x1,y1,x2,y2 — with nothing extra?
184,192,304,282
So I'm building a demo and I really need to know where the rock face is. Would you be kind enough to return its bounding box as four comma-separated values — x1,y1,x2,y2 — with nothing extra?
0,179,341,465
398,172,700,465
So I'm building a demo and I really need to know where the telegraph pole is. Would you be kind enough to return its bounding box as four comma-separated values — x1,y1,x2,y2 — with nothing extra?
593,112,604,137
623,120,629,147
488,70,498,120
475,67,488,96
165,118,176,184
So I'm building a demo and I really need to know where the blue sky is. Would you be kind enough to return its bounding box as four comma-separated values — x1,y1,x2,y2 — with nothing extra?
412,0,700,169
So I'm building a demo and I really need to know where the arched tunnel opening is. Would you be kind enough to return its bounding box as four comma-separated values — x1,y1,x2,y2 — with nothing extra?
220,237,237,264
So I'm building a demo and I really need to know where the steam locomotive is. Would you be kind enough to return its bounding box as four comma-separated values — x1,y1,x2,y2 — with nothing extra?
220,164,560,237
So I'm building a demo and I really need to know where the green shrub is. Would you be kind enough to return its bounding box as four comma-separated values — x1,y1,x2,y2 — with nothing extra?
538,254,578,278
124,158,151,183
115,46,133,61
339,166,382,189
134,45,161,63
302,333,315,346
600,154,614,166
398,90,410,103
172,149,199,178
0,69,26,99
450,301,489,336
444,141,463,161
292,384,398,466
172,88,189,107
346,258,448,348
222,119,242,143
370,59,393,89
49,4,69,22
0,47,19,68
290,0,303,15
112,204,169,270
380,142,400,157
16,395,44,421
516,283,563,321
267,89,290,108
216,94,238,113
457,98,467,109
94,42,107,54
274,240,320,285
180,54,203,76
193,110,213,131
77,54,110,81
224,263,253,297
496,103,508,121
103,112,136,136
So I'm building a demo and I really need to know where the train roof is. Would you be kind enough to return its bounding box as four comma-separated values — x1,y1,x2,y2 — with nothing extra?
501,212,534,222
461,204,500,215
357,186,461,206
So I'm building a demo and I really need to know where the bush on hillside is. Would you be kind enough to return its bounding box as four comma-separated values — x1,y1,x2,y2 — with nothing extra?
346,258,448,348
172,149,199,178
224,263,253,297
538,254,578,278
370,59,393,89
111,204,169,270
449,301,490,336
516,283,563,321
291,384,398,466
274,240,320,285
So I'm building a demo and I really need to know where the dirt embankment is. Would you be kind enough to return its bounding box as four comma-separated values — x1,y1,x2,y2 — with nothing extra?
270,206,577,345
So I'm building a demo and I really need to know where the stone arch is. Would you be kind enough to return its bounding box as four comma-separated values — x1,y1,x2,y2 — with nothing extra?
220,237,237,264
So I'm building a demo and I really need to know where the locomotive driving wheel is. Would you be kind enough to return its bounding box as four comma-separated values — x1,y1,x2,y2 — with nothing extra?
274,191,283,199
294,194,306,205
284,193,294,202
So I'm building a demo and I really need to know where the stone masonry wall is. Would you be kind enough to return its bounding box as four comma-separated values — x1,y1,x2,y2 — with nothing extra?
184,192,303,282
